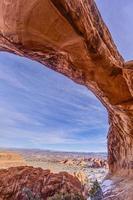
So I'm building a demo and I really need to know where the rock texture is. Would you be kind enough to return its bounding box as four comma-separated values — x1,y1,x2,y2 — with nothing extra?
0,166,85,200
0,151,26,168
60,158,108,169
102,177,133,200
0,0,133,198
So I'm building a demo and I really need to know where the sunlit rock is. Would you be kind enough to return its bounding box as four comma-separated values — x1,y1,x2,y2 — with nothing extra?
0,0,133,199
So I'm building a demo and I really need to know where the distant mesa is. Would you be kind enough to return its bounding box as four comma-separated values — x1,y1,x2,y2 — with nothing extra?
60,158,108,169
0,151,26,168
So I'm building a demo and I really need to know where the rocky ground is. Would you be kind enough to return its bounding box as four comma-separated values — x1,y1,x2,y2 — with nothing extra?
0,166,85,200
20,150,108,185
101,177,133,200
0,149,108,199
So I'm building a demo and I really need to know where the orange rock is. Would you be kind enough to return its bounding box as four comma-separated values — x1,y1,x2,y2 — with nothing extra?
0,0,133,198
0,166,84,200
0,151,26,168
0,0,133,177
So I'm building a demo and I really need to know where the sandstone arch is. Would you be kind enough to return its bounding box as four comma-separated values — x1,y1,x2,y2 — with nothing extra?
0,0,133,179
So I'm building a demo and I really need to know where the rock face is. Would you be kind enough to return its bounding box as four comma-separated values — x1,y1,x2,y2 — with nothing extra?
0,0,132,198
74,171,88,185
102,178,133,200
0,166,85,200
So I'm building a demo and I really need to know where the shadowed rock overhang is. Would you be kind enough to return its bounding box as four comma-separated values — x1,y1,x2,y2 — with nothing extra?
0,0,133,181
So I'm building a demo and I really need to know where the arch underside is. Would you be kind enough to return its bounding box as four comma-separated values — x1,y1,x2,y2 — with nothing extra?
0,0,133,181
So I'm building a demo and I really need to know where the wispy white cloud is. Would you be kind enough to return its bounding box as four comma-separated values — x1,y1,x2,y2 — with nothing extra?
0,52,108,152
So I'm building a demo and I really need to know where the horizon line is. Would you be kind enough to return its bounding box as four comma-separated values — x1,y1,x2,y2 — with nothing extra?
0,146,107,154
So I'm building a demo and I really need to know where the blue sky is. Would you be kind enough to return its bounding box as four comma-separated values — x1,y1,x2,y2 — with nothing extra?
0,1,132,152
0,52,108,152
96,0,133,61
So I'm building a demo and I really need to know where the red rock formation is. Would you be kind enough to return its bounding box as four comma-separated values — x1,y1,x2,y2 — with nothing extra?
60,158,108,169
0,0,133,198
89,158,108,169
0,166,84,200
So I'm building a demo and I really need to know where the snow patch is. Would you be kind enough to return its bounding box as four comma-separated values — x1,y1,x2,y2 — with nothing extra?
102,179,113,193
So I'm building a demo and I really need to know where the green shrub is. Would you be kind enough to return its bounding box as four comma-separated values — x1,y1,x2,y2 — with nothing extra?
89,180,101,198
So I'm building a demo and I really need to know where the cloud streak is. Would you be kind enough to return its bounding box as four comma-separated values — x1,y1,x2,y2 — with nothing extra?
0,52,108,152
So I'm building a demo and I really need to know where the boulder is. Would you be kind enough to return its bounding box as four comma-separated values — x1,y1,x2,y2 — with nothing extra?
0,166,85,200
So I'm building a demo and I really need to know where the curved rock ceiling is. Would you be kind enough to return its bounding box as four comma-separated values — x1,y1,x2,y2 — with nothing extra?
0,0,133,178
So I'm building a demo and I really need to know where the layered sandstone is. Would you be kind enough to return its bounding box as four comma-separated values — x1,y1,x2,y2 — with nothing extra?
60,158,108,169
0,0,132,199
0,151,26,169
0,166,85,200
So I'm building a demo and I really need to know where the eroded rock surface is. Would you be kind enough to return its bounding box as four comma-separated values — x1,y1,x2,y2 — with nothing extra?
0,0,133,199
102,177,133,200
60,158,108,169
0,151,26,168
0,166,85,200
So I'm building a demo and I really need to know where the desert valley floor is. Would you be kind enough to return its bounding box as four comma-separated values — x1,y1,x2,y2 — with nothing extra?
0,149,108,185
